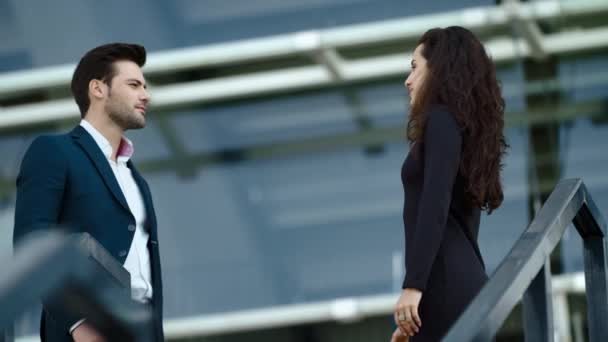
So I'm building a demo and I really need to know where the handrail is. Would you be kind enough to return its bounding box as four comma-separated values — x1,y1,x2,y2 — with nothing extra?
444,178,608,341
0,232,152,342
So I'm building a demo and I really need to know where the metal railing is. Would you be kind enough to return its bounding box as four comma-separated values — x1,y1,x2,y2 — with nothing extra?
0,232,153,342
445,178,608,341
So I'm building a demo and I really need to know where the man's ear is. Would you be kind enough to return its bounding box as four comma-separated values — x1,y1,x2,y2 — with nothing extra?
89,79,106,100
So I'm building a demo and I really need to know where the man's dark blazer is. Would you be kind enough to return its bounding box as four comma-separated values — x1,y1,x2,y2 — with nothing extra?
13,125,164,342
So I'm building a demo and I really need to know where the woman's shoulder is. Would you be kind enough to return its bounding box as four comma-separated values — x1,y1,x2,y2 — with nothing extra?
426,104,462,133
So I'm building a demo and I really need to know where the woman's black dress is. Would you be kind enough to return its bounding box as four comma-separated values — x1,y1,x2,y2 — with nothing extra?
401,106,488,341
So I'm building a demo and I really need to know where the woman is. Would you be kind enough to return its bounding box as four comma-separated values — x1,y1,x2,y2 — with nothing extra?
391,26,507,342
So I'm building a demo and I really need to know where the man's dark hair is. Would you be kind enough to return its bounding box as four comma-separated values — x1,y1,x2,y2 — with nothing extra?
71,43,146,117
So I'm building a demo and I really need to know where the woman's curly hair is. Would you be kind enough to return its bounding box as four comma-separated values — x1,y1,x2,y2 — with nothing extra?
407,26,508,213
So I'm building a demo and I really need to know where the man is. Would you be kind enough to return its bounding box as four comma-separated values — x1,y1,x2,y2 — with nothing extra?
13,43,163,342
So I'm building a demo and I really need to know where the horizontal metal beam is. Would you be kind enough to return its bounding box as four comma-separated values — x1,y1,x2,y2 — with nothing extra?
0,96,605,200
0,0,607,100
12,271,589,341
1,24,608,131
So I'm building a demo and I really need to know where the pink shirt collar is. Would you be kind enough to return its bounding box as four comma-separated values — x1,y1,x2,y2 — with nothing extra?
80,120,134,162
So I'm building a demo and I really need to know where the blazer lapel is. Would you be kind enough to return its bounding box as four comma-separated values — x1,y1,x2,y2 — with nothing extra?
71,126,130,212
128,161,157,236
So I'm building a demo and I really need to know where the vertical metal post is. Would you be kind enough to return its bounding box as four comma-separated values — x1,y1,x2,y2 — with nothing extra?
581,236,608,342
573,199,608,342
523,259,554,342
0,325,14,342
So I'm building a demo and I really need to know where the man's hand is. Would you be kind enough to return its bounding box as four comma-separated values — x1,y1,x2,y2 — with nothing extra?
394,288,422,337
72,323,106,342
390,327,409,342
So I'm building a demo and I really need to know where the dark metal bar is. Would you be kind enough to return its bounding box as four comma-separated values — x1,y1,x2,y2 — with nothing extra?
572,184,608,342
0,326,13,342
0,231,84,330
573,183,607,238
444,179,608,342
581,236,608,342
0,231,153,341
522,260,554,342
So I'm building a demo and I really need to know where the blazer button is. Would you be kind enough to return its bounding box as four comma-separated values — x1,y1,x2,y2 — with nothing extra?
119,250,128,257
128,224,136,232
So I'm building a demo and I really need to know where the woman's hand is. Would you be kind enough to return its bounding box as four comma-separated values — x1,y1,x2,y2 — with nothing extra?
394,288,422,337
390,327,409,342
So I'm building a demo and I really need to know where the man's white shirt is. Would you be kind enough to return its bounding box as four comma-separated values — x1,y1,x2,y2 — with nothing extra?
70,120,153,333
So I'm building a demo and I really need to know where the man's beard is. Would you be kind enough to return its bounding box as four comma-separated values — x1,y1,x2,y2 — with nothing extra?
105,96,145,130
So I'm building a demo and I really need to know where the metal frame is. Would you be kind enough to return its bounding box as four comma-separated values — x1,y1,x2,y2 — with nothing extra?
1,232,154,342
444,179,608,341
0,0,608,130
